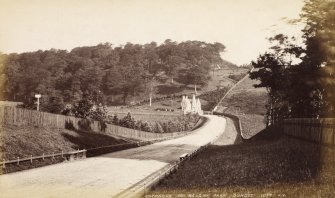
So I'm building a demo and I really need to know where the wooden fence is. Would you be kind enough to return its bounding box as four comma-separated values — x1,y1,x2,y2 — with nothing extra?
0,106,193,141
284,118,335,146
1,150,87,168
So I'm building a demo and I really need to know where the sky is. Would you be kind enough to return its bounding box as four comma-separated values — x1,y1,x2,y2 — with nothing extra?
0,0,305,65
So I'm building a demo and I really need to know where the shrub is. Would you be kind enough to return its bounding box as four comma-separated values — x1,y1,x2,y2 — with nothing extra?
141,122,153,132
167,121,178,133
119,113,135,128
135,120,143,130
112,115,119,125
154,122,164,133
42,95,65,114
107,112,200,133
183,121,192,131
72,97,94,119
90,105,108,122
160,122,167,133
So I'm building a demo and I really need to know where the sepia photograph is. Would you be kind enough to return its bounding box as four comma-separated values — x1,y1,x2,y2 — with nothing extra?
0,0,334,197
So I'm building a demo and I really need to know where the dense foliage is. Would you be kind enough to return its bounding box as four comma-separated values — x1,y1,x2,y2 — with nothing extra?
108,112,200,133
250,0,335,124
0,40,225,113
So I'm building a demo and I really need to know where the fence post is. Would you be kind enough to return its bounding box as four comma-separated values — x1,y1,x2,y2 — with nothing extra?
52,152,55,160
3,159,5,168
17,157,20,166
42,153,45,161
82,150,87,159
30,155,33,164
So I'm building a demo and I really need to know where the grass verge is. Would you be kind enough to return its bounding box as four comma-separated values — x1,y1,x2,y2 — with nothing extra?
147,131,335,197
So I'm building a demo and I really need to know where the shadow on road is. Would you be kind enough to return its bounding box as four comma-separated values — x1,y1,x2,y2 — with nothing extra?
61,128,132,157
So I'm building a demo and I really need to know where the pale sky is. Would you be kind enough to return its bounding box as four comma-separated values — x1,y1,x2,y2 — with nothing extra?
0,0,305,65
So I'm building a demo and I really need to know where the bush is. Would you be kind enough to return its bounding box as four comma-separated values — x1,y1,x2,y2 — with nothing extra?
72,97,94,118
112,115,119,125
167,121,178,133
155,122,164,133
140,122,153,132
119,113,135,128
90,105,108,122
106,112,200,133
135,120,143,130
42,95,65,114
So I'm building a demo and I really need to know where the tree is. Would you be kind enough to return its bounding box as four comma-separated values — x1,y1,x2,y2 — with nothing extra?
250,0,335,124
2,39,228,111
41,93,65,114
72,94,94,118
143,42,164,106
300,0,335,117
102,67,125,103
158,40,185,84
175,41,219,93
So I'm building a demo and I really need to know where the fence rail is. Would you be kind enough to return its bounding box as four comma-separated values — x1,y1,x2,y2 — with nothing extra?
1,150,87,168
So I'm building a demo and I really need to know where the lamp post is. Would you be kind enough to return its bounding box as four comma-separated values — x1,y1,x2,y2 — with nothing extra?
34,94,41,111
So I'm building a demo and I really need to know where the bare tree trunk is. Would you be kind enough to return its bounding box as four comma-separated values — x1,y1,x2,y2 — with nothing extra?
145,77,147,90
123,91,128,104
149,95,152,107
149,79,154,107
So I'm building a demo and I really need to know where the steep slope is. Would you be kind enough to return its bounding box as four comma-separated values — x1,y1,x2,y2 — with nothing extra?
217,75,268,138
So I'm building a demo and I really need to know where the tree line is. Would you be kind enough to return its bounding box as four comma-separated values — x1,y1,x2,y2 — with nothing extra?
0,40,225,113
250,0,335,124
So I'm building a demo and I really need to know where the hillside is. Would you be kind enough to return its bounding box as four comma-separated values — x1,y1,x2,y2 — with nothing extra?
217,75,268,139
219,59,238,69
126,67,249,112
0,41,227,111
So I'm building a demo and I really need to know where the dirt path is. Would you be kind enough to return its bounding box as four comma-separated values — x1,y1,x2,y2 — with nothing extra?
212,117,241,145
0,115,227,198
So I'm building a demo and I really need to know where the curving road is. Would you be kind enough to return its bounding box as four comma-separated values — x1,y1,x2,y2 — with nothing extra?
0,115,228,198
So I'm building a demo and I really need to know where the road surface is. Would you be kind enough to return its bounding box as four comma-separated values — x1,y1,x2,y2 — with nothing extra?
0,115,228,198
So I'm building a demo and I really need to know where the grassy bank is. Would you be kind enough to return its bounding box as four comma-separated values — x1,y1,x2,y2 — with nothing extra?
219,76,268,138
1,125,128,160
0,125,129,174
147,133,335,197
